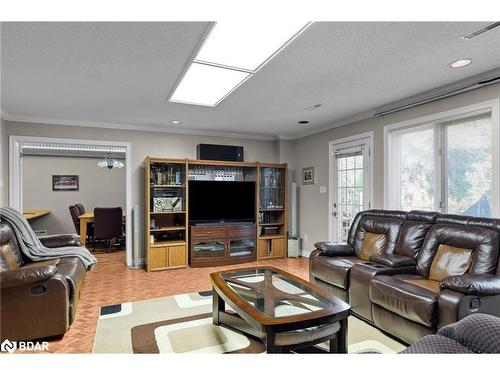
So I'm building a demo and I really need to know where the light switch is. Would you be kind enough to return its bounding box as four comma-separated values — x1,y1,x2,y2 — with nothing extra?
320,185,327,193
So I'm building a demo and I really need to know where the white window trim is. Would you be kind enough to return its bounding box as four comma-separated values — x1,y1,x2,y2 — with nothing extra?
328,131,374,241
383,99,500,216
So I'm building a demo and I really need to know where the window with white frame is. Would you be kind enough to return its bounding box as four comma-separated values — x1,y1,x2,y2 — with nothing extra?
385,102,499,218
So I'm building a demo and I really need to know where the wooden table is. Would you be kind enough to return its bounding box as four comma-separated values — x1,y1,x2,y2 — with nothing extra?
210,266,351,353
23,209,51,220
78,211,125,246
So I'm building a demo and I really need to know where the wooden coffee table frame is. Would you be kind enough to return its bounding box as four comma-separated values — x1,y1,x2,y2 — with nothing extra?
210,266,351,353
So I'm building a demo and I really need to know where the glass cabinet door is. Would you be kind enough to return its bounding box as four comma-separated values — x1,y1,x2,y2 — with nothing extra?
259,167,285,210
229,239,255,257
192,241,225,258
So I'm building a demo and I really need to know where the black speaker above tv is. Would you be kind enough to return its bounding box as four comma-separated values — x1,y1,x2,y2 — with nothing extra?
197,144,244,162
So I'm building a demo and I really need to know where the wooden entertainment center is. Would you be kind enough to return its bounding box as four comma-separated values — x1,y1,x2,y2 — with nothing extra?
144,157,288,271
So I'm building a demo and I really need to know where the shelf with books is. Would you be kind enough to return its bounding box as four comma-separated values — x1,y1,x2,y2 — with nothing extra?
257,164,288,259
145,157,188,271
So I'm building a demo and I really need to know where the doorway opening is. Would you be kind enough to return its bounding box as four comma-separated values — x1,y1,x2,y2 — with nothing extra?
9,136,136,267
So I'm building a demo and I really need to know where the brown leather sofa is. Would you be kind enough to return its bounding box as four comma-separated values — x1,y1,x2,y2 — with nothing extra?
0,221,87,341
309,209,500,344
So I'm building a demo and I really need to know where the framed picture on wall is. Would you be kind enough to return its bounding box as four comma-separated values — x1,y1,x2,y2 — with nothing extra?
52,175,79,191
302,167,315,185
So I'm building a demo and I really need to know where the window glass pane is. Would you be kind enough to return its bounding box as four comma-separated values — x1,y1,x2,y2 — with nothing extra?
445,114,492,218
398,127,435,211
336,153,364,242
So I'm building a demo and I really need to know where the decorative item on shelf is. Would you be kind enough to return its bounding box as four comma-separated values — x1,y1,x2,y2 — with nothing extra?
150,219,156,229
156,231,184,243
302,167,315,185
188,166,245,181
167,165,175,185
175,171,183,185
150,235,155,244
97,153,124,169
261,226,279,236
153,197,182,213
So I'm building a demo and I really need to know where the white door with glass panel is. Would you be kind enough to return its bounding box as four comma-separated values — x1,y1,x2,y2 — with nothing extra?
330,137,371,242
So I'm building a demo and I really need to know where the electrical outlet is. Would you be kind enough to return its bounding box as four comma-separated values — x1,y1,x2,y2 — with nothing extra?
320,185,327,193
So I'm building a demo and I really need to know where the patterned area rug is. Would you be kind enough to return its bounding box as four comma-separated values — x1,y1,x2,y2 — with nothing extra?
92,291,406,353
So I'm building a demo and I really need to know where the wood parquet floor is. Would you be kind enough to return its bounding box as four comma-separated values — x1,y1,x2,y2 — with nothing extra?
46,252,310,353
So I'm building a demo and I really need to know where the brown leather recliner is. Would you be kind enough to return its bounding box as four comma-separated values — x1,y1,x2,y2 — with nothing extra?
309,210,420,301
310,210,500,344
0,220,87,341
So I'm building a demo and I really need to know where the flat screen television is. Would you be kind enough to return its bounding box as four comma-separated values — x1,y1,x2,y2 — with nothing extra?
189,181,255,223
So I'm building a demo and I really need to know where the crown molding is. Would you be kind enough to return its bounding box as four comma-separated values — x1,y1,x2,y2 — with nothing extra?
3,114,278,141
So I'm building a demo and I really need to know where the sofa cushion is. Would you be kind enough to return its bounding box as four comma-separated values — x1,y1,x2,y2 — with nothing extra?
310,255,365,289
0,223,24,268
370,275,439,327
352,216,404,257
359,232,386,261
399,278,440,293
429,244,473,281
0,244,19,271
416,224,499,277
395,221,434,259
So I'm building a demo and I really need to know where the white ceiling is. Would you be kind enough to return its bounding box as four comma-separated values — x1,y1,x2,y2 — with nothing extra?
2,22,500,139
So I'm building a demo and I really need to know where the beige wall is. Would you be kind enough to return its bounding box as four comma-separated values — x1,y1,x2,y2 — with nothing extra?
23,155,126,235
6,82,500,258
292,82,500,253
5,122,280,261
0,118,7,207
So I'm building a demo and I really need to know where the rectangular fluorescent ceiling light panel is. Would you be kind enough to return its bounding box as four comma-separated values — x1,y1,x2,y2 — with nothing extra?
169,22,311,107
195,22,311,72
170,62,250,107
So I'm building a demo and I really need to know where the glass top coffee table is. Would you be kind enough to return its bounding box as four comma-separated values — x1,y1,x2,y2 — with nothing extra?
210,266,351,353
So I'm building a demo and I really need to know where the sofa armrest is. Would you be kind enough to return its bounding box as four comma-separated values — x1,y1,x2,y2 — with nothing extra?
369,253,416,268
313,242,355,257
39,234,81,248
0,265,57,288
440,275,500,296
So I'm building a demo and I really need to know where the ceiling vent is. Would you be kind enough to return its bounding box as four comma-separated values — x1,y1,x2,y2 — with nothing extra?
462,22,500,40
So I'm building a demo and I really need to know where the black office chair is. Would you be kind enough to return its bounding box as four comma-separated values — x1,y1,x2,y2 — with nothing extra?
93,207,124,253
75,203,85,215
69,205,81,234
69,204,94,246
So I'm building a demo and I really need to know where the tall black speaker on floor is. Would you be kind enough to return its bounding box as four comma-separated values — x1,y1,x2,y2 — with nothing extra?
196,144,244,162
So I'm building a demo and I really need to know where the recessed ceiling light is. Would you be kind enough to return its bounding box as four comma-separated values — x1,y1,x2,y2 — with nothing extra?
170,120,182,125
169,22,312,107
298,120,310,124
449,59,473,68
